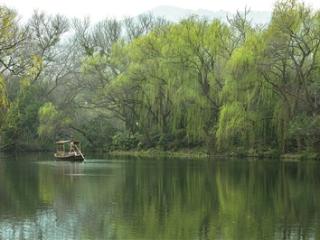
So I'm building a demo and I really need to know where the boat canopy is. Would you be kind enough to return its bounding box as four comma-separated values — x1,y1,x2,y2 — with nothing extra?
56,140,71,144
56,140,80,144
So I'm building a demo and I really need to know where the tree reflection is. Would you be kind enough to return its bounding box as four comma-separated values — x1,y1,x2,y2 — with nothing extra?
0,155,320,239
114,159,320,240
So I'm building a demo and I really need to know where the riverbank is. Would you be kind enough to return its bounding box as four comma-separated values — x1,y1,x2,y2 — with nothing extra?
1,146,319,161
109,148,320,160
109,148,209,159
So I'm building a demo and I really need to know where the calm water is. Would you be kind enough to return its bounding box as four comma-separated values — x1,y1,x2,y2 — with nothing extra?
0,153,320,240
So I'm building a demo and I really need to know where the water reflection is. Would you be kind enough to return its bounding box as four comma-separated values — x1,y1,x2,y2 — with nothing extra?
0,154,320,239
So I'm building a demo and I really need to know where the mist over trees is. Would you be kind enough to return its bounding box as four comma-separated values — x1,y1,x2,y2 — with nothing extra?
1,0,320,156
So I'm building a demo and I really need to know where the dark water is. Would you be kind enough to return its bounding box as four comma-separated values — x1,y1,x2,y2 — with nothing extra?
0,153,320,240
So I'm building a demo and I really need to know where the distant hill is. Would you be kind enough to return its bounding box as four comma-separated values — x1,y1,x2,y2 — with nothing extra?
144,5,272,25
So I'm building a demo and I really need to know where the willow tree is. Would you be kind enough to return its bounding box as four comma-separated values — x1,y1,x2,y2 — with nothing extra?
0,6,24,139
120,26,173,142
259,0,320,152
216,31,276,151
217,0,320,153
0,10,71,149
0,6,26,73
0,75,7,128
158,18,231,148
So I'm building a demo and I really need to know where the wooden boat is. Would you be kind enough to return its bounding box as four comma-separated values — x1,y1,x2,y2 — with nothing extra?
54,140,85,161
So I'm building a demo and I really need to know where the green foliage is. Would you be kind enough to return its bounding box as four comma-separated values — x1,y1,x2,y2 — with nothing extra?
38,102,60,139
2,86,43,149
0,75,7,108
216,102,252,150
111,132,139,150
288,114,320,151
79,116,117,149
0,75,8,127
2,1,320,155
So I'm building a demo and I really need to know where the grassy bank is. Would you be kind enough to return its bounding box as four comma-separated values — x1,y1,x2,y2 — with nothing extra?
1,145,319,161
109,148,209,159
109,148,320,161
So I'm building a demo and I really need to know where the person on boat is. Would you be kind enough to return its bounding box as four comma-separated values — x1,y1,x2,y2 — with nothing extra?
70,142,76,154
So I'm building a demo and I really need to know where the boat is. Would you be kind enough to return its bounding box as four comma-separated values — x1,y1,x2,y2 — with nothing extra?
54,140,85,161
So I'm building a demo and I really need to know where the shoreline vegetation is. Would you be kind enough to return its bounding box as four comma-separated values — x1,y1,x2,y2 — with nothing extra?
4,147,315,161
1,0,320,158
109,149,320,160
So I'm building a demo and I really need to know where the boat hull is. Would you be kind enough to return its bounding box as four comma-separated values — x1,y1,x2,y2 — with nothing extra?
54,153,84,161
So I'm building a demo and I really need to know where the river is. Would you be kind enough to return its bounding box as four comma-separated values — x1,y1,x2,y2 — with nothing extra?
0,153,319,239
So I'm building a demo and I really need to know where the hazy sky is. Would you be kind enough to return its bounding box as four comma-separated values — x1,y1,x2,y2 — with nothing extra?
2,0,320,21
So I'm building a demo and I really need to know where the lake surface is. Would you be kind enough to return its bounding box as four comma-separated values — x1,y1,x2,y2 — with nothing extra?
0,153,320,240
